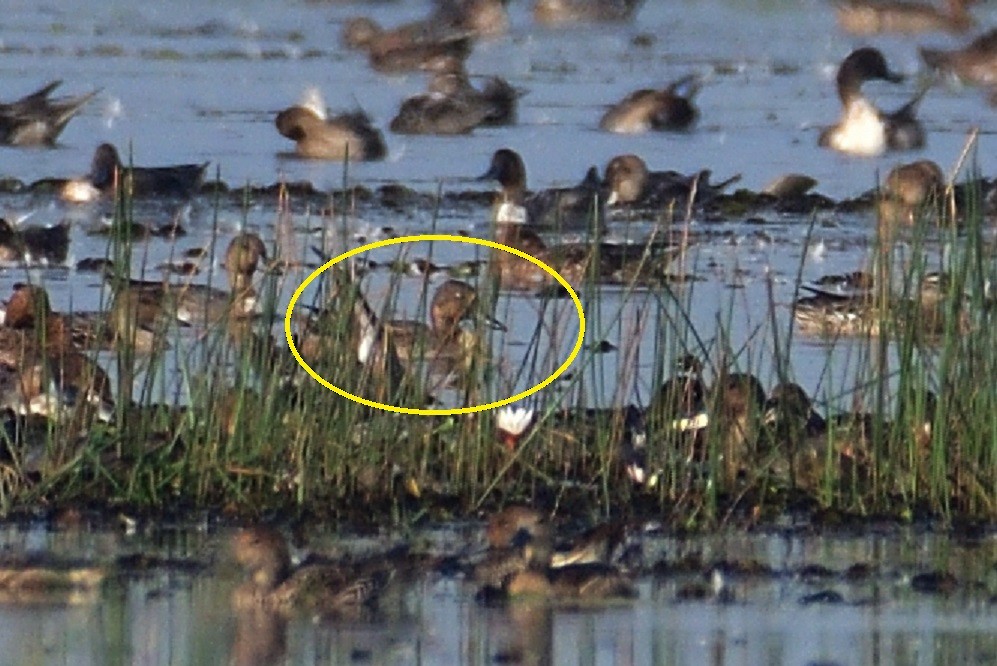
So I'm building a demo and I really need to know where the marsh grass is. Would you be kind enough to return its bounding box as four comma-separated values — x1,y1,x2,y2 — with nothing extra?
0,164,993,528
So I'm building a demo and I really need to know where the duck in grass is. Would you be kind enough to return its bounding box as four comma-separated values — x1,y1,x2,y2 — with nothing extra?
876,159,946,230
818,47,927,157
599,75,700,134
709,370,768,485
275,88,386,161
646,354,708,436
791,271,966,338
0,284,113,422
759,382,881,492
86,142,208,198
101,232,266,328
294,261,410,406
834,0,978,36
231,526,391,617
0,80,100,147
383,279,506,380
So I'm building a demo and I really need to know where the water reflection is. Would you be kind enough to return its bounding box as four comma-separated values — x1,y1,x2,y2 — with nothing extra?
230,600,287,666
0,525,994,664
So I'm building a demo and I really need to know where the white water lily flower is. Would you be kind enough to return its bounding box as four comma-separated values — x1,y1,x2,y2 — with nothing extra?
495,406,535,449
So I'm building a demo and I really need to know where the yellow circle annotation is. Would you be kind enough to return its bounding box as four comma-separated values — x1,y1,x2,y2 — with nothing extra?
284,234,586,416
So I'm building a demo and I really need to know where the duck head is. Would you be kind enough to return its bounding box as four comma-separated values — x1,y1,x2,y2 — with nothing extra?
836,47,904,103
89,143,123,191
602,154,648,205
232,527,293,592
479,148,527,200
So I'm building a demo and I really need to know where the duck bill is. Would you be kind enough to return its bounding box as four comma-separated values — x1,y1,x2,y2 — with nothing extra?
478,311,507,332
476,163,501,182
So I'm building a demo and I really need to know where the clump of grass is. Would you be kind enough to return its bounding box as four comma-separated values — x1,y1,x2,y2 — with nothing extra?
0,157,993,530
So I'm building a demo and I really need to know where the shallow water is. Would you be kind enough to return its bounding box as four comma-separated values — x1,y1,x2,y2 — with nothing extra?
1,0,995,409
0,3,996,660
0,523,995,665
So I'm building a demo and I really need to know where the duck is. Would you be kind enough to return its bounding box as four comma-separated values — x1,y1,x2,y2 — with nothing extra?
503,559,637,600
0,284,113,421
479,148,604,232
488,208,675,294
390,74,495,136
920,27,997,88
231,526,390,616
88,143,208,198
391,55,521,134
0,80,100,147
792,271,961,337
599,75,700,134
877,159,945,229
487,220,603,291
383,279,505,375
473,506,553,588
501,529,635,601
340,16,475,74
0,282,112,352
834,0,978,36
435,0,511,37
479,151,676,290
0,556,105,604
759,382,837,487
103,288,173,353
294,262,409,405
474,507,636,601
103,232,265,328
533,0,645,25
765,382,883,488
763,383,828,446
616,404,654,485
549,521,628,568
601,154,741,215
646,354,708,434
818,47,927,157
0,218,70,265
485,506,552,551
275,89,386,161
708,371,767,484
174,232,266,326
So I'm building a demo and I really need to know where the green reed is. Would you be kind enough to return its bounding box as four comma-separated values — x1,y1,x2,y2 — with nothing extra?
0,159,993,528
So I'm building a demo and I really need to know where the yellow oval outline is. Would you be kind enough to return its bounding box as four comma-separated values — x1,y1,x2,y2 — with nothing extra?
284,233,586,416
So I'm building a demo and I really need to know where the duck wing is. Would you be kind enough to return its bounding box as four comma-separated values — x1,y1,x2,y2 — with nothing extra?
0,84,99,146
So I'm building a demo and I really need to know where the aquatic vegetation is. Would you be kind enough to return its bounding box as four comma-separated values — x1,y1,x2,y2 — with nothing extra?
0,162,993,531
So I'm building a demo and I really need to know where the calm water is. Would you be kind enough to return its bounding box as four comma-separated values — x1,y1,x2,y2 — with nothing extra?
0,523,995,665
1,0,994,407
1,1,996,661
